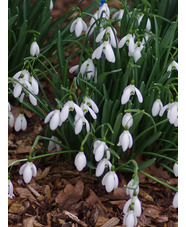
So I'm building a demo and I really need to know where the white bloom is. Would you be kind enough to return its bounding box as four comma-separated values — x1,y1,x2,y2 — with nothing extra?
80,58,96,80
167,60,178,72
44,109,61,130
121,84,143,105
92,41,115,63
122,113,133,129
50,0,53,10
19,162,37,184
93,140,109,162
69,65,79,74
24,80,37,106
81,103,97,119
96,26,117,48
123,210,138,227
133,41,144,62
96,158,112,177
14,113,27,132
70,17,87,37
119,34,135,52
173,163,178,177
8,102,14,127
74,114,90,135
98,3,110,19
123,196,142,217
29,76,39,95
102,170,119,193
85,97,99,113
30,41,40,56
117,130,133,152
138,14,151,31
60,100,84,123
112,9,124,26
8,179,15,199
48,136,60,152
126,179,140,197
86,11,99,36
74,152,87,171
13,69,30,82
173,191,178,208
152,99,163,117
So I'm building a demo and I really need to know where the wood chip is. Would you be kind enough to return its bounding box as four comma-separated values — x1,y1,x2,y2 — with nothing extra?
27,184,41,197
62,210,87,227
101,217,120,227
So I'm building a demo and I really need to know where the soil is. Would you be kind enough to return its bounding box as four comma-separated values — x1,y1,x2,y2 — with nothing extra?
8,0,178,226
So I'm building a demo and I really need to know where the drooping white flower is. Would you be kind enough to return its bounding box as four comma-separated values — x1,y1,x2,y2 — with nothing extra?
84,97,99,114
119,33,135,52
74,114,90,135
29,76,39,95
93,140,109,162
173,191,178,208
126,179,140,197
96,158,112,177
173,163,178,177
132,41,145,62
24,80,38,106
167,60,178,72
30,41,40,56
74,151,87,171
80,58,97,80
48,136,60,152
96,26,117,48
112,9,124,26
70,17,87,37
121,84,143,105
122,113,133,129
13,69,30,82
138,14,151,31
60,100,84,124
14,113,27,132
152,99,163,117
81,103,97,119
44,108,61,131
86,11,99,36
92,41,115,63
117,130,133,152
8,179,15,199
102,170,119,193
69,65,79,74
19,161,37,184
98,2,110,19
123,196,142,217
8,102,14,127
123,209,138,227
50,0,53,10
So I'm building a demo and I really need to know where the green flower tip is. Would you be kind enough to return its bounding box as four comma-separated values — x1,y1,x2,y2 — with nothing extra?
132,173,135,179
80,146,84,152
111,165,115,171
129,30,133,34
69,95,73,101
27,156,32,162
20,109,24,114
124,126,128,130
56,104,61,110
133,190,137,196
8,175,10,180
33,37,37,42
20,73,24,78
131,79,135,85
175,96,178,102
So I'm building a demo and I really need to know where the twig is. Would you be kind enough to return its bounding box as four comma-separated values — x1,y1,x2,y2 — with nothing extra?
62,210,87,227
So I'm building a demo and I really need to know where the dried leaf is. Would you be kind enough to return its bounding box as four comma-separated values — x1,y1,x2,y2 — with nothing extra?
15,187,36,202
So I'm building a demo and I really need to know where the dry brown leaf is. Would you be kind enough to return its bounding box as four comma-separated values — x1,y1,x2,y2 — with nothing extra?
143,208,160,218
15,187,36,202
35,166,51,180
23,216,44,227
95,216,109,227
139,188,154,203
9,201,30,214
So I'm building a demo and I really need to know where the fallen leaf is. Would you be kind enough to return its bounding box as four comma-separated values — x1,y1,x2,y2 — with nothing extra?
139,188,154,203
15,187,36,202
23,216,44,227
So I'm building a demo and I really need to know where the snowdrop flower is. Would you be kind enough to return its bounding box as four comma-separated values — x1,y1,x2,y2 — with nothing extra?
92,41,115,63
123,195,142,217
96,158,112,177
50,0,53,10
121,84,143,105
119,33,135,55
19,161,37,184
152,99,163,117
48,136,60,152
96,26,117,48
117,130,133,152
159,101,178,127
24,80,38,106
60,100,84,124
93,140,109,162
29,76,39,95
69,65,79,74
138,14,151,31
13,74,29,99
14,112,27,132
70,17,87,37
86,11,99,36
102,169,119,193
8,179,15,199
30,40,40,56
173,192,178,208
13,69,30,82
126,179,140,197
123,209,138,227
74,151,87,171
84,97,99,114
167,60,178,72
44,106,61,131
74,114,90,135
98,2,110,19
112,9,124,26
8,102,14,127
173,163,178,177
122,113,133,129
81,103,97,119
80,58,97,80
132,41,144,62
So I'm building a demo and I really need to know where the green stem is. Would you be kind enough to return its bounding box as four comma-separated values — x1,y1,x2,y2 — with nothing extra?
142,152,177,162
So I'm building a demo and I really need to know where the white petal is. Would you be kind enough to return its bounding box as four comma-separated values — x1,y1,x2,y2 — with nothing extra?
74,152,86,171
31,77,39,95
103,42,115,63
133,49,141,62
23,163,32,183
96,159,107,177
60,103,70,123
74,103,84,118
122,113,133,128
123,199,132,214
96,29,106,43
135,87,143,103
173,163,178,177
44,110,55,124
13,83,22,98
50,110,60,130
29,93,37,106
75,19,83,37
121,131,130,152
114,173,119,189
89,99,99,113
14,115,22,132
75,118,83,134
152,99,163,116
87,106,97,119
121,86,132,104
119,36,127,48
30,163,37,177
95,143,105,162
105,172,115,192
69,65,79,74
50,0,53,10
19,163,26,175
173,192,178,208
70,19,77,33
133,197,142,217
85,119,90,132
92,44,103,60
169,104,178,124
159,104,169,117
21,114,27,131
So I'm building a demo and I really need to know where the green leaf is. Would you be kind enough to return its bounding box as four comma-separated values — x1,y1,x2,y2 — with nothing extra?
138,158,156,170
